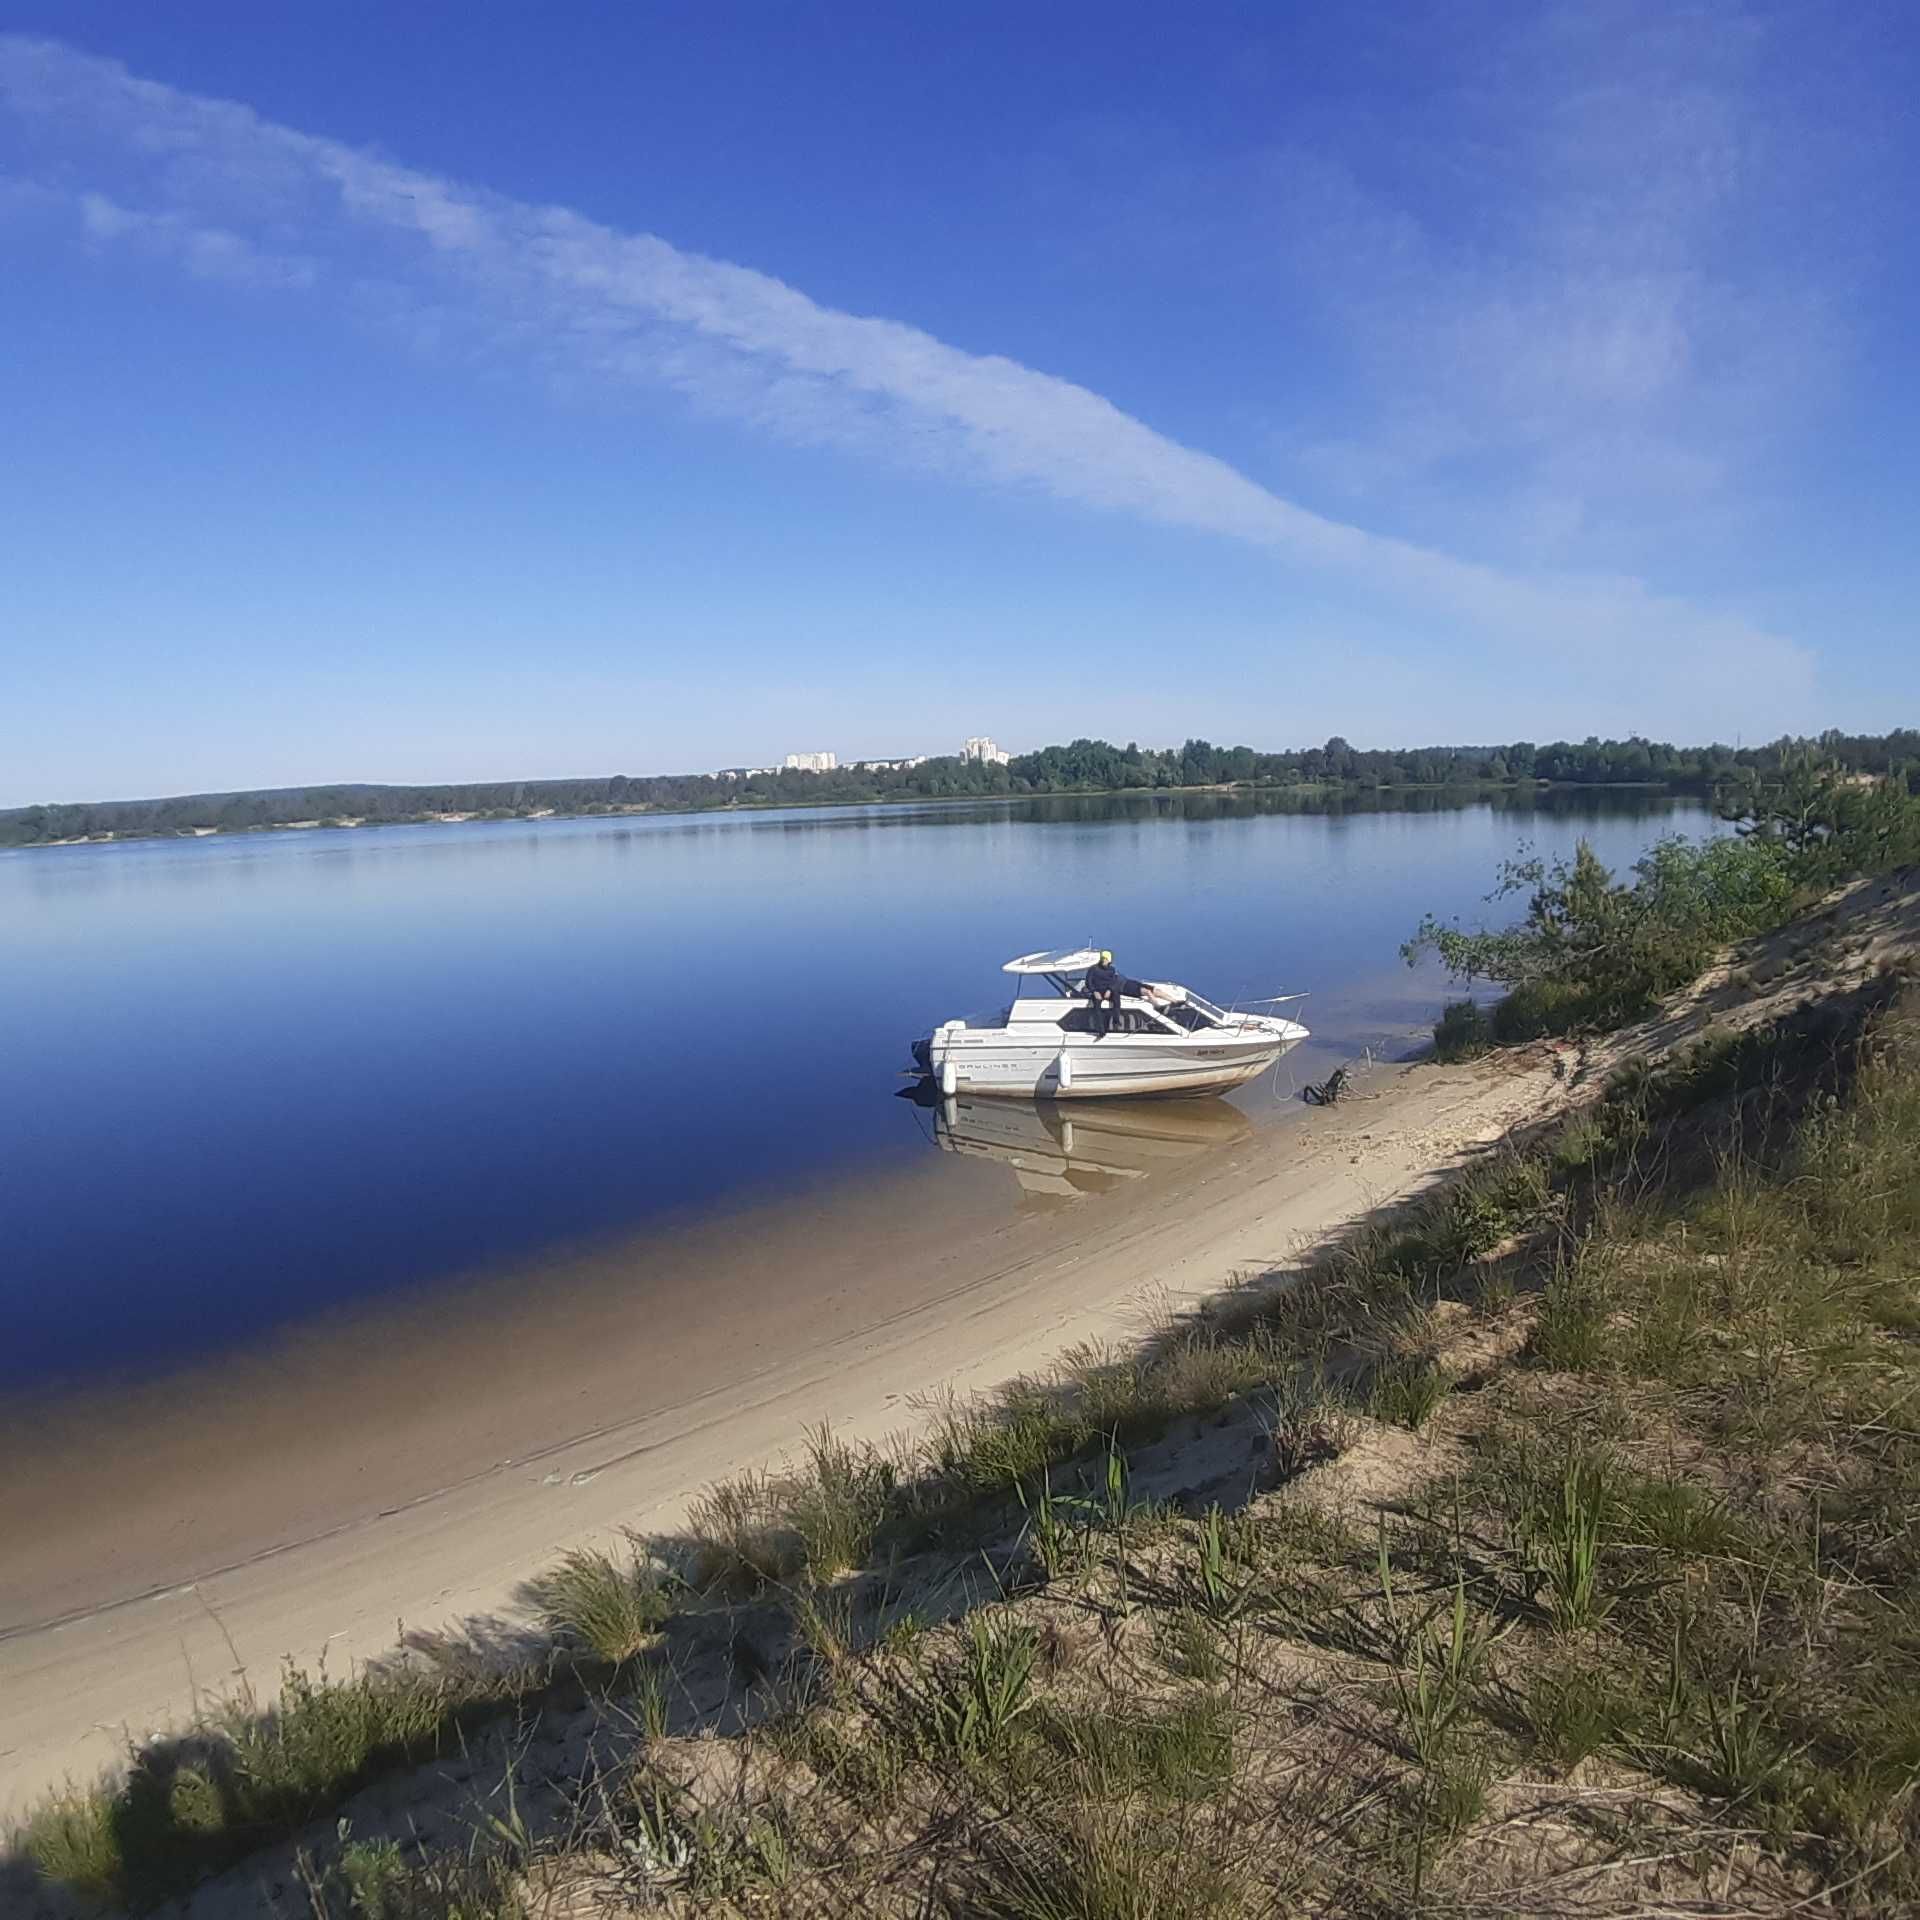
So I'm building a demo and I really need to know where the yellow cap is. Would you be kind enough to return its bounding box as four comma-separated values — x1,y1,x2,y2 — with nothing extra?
1099,950,1113,964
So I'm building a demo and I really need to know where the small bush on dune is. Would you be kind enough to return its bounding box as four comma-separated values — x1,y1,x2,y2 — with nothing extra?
1800,1017,1920,1258
685,1475,805,1592
929,1385,1090,1496
1413,767,1920,1053
528,1543,672,1663
1610,1475,1743,1557
1059,1341,1148,1434
1378,1549,1508,1769
786,1424,896,1576
1155,1607,1228,1682
16,1660,501,1908
1519,1451,1614,1634
1431,998,1492,1061
1530,1252,1611,1372
687,1423,903,1592
298,1831,523,1919
1551,1110,1609,1173
1147,1334,1270,1421
218,1661,465,1828
1429,1156,1550,1266
16,1787,121,1901
1516,1662,1640,1768
1491,974,1614,1041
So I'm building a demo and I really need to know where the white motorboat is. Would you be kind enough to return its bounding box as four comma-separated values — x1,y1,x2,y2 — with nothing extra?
911,948,1309,1100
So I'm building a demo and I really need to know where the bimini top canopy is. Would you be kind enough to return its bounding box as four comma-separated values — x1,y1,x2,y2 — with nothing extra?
1003,947,1103,976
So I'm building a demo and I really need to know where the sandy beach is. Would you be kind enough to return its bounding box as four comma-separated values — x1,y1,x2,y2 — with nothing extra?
0,1046,1573,1819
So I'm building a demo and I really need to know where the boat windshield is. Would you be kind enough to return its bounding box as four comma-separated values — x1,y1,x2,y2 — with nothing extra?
1161,991,1228,1032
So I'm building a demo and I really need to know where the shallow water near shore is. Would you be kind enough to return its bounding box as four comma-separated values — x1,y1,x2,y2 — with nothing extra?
1,788,1710,1404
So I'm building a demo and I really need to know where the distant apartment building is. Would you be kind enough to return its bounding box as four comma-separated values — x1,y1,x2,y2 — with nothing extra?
852,754,929,773
961,735,1011,766
783,751,839,773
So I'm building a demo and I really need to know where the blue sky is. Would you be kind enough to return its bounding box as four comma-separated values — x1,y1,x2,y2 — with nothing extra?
2,3,1916,805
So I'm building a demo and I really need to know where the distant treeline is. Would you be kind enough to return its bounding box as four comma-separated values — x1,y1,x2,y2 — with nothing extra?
6,729,1917,849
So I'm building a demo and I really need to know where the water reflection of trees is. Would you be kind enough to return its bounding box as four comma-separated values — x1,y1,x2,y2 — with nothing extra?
912,787,1701,830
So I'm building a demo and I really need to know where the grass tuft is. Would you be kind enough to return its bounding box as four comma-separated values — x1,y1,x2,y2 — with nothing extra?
1530,1251,1611,1371
1368,1353,1453,1429
1042,1693,1235,1801
527,1543,672,1663
1514,1662,1638,1768
974,1799,1247,1920
1522,1450,1614,1634
919,1613,1043,1765
786,1424,896,1576
15,1787,120,1901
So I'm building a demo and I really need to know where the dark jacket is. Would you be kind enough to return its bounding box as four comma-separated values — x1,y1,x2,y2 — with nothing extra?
1086,961,1142,1001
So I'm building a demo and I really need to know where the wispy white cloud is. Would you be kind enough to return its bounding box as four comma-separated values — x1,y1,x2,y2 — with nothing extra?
66,186,317,288
0,31,1814,727
1042,2,1864,571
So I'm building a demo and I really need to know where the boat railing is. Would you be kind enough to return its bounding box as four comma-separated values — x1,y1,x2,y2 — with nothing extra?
1225,990,1310,1024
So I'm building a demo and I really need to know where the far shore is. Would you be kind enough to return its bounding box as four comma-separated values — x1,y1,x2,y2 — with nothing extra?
4,775,1702,852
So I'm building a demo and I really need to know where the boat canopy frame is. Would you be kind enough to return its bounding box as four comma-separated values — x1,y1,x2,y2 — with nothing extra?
998,948,1312,1023
1002,947,1102,999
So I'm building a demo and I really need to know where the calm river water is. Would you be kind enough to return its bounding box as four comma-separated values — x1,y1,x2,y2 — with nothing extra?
0,790,1711,1396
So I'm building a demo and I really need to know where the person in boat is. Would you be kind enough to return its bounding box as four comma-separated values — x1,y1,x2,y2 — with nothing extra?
1086,950,1147,1036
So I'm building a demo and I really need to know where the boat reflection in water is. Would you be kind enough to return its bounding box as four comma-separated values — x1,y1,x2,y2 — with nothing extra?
931,1093,1251,1204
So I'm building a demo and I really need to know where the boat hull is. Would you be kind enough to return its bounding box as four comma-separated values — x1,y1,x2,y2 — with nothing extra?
924,1024,1305,1100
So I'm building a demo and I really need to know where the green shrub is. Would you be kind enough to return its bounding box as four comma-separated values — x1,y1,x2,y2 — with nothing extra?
1432,999,1493,1061
1492,975,1610,1041
1407,833,1796,1041
17,1787,121,1901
